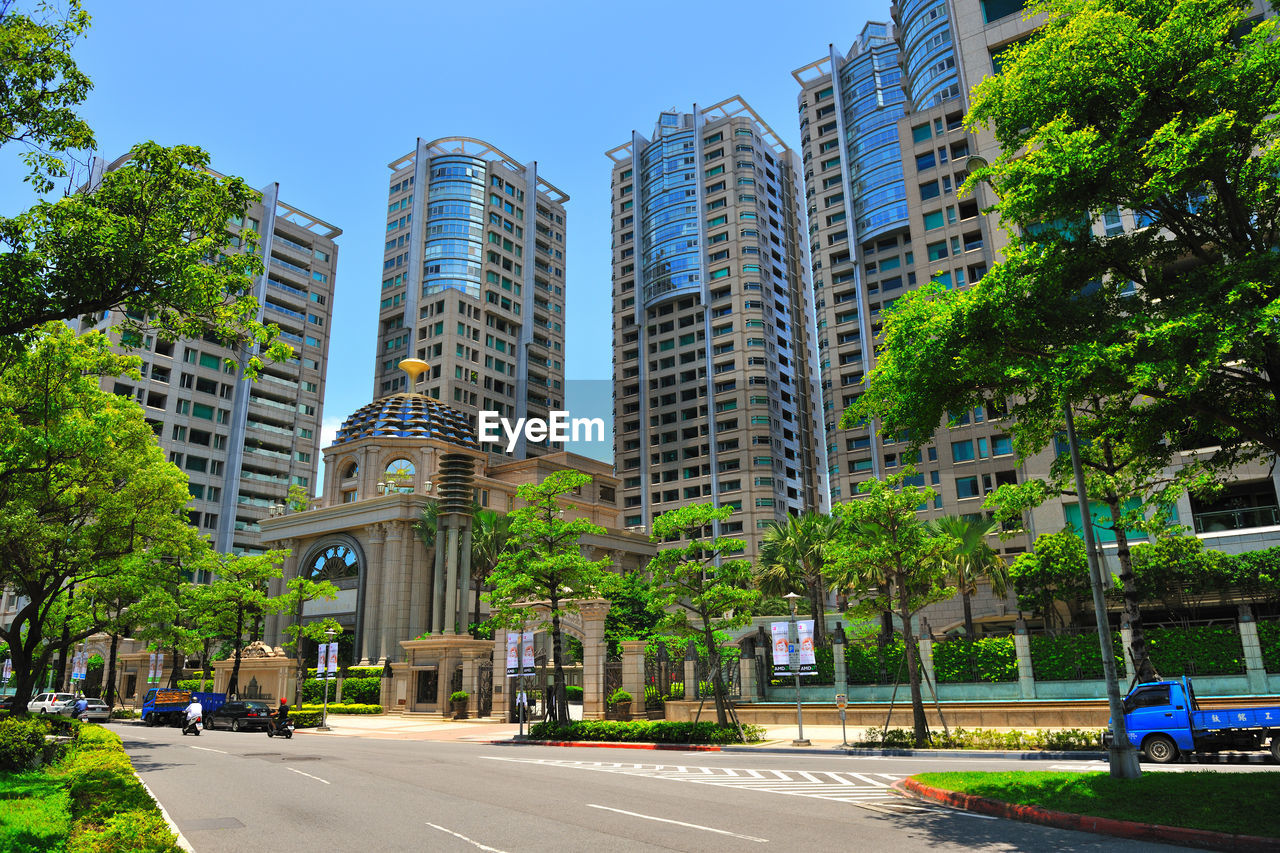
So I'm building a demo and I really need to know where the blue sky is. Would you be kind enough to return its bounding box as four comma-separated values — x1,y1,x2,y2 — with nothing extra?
3,0,880,458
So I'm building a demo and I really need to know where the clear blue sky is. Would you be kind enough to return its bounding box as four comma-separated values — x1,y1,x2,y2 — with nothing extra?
3,0,882,452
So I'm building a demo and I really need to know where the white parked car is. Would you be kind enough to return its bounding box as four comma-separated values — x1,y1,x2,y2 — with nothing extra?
27,692,76,715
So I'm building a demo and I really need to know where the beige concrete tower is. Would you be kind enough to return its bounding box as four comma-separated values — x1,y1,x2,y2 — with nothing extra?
372,137,568,459
608,99,827,560
74,154,340,560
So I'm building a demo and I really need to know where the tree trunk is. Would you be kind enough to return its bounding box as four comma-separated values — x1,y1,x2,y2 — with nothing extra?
168,643,181,688
471,577,482,637
1106,498,1157,683
897,577,929,747
228,605,244,697
962,588,975,638
105,633,120,707
702,615,728,727
549,604,569,725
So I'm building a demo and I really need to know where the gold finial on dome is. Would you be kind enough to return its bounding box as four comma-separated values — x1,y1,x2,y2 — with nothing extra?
399,358,430,390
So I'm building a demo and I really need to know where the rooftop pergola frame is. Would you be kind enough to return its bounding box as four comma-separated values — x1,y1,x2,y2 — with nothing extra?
386,136,569,205
606,95,791,165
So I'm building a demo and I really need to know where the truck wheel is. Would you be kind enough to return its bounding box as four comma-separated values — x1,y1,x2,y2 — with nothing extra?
1270,736,1279,763
1144,734,1179,764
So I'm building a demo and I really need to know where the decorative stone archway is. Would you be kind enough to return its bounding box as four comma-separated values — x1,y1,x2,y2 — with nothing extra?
293,534,368,658
490,598,612,722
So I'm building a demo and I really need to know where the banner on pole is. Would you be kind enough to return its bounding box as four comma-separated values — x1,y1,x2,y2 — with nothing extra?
770,622,790,675
156,652,164,684
147,653,157,684
1,658,10,683
505,631,534,677
325,642,339,677
796,620,816,675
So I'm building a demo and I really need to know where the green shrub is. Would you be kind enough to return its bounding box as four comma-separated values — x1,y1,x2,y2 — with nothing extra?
450,691,469,704
564,685,583,702
1030,631,1125,680
1146,624,1244,676
854,726,1103,751
933,637,1019,683
297,703,382,715
0,717,50,771
844,637,906,685
339,676,381,704
528,720,763,744
607,688,632,705
69,809,179,853
1259,621,1280,673
109,709,138,720
291,710,321,728
174,679,210,692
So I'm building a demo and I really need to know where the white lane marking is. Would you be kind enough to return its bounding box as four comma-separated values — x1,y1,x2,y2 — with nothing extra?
426,822,510,852
189,746,228,754
287,767,330,784
587,804,768,843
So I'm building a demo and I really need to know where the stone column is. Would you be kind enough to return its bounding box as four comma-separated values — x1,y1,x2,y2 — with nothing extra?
739,655,756,704
580,600,610,721
443,522,461,634
392,522,413,651
683,641,698,701
264,537,297,648
492,628,509,722
916,635,936,691
1238,605,1268,693
1121,619,1136,681
408,532,428,641
1013,617,1036,699
431,522,446,634
457,520,473,636
365,525,387,665
621,640,647,720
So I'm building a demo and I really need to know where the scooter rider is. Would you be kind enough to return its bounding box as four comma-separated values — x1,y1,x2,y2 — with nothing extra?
182,697,203,736
270,696,290,736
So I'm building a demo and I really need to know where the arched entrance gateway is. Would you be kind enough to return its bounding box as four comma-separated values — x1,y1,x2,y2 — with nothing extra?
256,358,653,718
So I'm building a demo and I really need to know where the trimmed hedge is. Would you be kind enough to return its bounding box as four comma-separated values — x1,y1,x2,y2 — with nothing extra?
1260,621,1280,673
0,716,53,771
857,726,1103,751
297,703,382,715
932,637,1018,683
564,685,583,702
338,676,380,705
54,725,182,852
528,720,764,744
174,679,211,692
1030,631,1125,681
1146,624,1245,677
845,637,906,685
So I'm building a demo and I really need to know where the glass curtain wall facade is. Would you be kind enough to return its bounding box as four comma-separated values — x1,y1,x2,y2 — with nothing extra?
609,100,826,561
373,138,569,458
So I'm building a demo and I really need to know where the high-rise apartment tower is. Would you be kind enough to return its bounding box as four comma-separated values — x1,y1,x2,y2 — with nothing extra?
608,99,827,559
75,154,341,561
373,138,568,459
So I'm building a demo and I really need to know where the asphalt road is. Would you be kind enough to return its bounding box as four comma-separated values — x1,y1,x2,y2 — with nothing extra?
119,723,1264,853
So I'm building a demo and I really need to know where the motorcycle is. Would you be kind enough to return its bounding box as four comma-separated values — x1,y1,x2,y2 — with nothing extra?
266,718,294,739
182,716,202,736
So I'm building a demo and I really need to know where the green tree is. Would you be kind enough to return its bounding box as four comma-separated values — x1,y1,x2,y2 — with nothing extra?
754,511,840,646
826,477,954,747
600,571,663,659
0,3,289,369
0,0,93,190
648,504,759,728
486,470,612,724
1008,530,1094,633
198,548,287,697
272,575,339,705
0,324,190,712
926,515,1009,639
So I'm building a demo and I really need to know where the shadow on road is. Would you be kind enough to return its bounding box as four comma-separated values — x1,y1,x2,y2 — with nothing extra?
868,807,1173,851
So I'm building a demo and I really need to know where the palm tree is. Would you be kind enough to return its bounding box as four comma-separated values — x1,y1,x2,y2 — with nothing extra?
926,515,1009,638
415,503,514,635
754,511,841,646
821,516,896,681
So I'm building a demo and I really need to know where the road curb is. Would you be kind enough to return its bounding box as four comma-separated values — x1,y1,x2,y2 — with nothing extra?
134,772,194,853
897,777,1280,852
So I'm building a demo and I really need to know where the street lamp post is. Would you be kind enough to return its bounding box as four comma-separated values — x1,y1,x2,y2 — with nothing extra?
1062,401,1141,779
783,592,809,746
319,628,336,732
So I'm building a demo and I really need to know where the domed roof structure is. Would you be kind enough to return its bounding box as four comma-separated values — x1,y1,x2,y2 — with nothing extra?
331,360,479,449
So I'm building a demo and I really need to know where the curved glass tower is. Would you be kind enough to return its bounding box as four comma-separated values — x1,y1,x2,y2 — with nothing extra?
639,123,700,306
423,155,486,297
898,0,961,108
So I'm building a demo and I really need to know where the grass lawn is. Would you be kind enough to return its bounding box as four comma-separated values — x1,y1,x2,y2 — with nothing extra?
0,769,71,853
913,771,1280,838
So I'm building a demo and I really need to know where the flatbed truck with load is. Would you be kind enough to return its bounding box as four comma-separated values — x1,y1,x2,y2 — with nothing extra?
1109,676,1280,763
140,688,225,727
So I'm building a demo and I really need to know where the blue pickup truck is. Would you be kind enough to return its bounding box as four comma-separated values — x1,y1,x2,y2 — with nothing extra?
140,688,226,727
1111,677,1280,763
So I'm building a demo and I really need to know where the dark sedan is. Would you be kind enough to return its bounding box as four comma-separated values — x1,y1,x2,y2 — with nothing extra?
205,700,273,732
